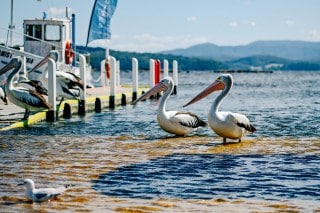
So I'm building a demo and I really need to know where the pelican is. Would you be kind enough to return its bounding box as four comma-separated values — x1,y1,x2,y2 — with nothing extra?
0,57,52,120
184,74,256,142
18,179,73,202
0,64,48,96
132,77,207,136
28,52,84,105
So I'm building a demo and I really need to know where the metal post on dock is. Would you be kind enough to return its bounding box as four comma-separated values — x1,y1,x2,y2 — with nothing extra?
109,56,117,109
173,60,178,95
46,58,57,122
71,14,76,67
132,58,138,101
78,54,86,115
163,59,169,78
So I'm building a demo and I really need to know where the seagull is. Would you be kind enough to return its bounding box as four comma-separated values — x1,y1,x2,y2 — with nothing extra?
184,74,256,142
18,179,73,202
132,77,207,136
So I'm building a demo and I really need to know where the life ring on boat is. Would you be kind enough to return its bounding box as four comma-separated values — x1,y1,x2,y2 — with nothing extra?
105,59,110,79
65,40,74,64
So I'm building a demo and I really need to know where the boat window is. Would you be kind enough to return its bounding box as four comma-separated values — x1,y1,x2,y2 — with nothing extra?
25,24,42,41
45,25,61,41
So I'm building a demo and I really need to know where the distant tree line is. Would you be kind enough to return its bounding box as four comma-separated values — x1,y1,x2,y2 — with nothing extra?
77,46,320,71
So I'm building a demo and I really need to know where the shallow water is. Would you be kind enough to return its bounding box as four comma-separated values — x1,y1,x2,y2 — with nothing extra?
0,71,319,212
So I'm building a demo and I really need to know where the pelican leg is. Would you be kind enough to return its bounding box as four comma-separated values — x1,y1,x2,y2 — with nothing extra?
23,109,30,120
58,97,64,108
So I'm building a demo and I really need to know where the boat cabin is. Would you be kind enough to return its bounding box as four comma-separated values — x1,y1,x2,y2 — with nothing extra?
23,18,72,63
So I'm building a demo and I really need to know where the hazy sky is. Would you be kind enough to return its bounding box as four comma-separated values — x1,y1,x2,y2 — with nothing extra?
1,0,320,52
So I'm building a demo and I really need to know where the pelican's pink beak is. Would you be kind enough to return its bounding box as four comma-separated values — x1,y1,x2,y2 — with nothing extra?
0,60,17,76
28,54,51,74
183,80,225,107
131,82,168,105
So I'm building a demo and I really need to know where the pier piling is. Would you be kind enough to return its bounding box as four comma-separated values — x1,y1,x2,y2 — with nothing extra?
47,58,57,122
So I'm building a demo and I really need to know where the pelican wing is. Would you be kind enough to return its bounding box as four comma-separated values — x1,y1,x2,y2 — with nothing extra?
14,88,51,109
57,72,84,89
228,112,256,132
173,112,207,128
19,80,48,95
60,84,80,99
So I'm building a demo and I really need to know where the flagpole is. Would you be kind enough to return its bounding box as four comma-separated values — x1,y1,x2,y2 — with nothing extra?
106,39,110,59
9,0,14,47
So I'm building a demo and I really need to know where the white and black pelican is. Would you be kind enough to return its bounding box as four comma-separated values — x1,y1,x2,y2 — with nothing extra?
0,57,52,120
132,77,207,136
18,179,73,202
29,52,84,104
184,74,256,142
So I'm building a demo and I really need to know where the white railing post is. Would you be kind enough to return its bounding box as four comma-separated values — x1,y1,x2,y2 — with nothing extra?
163,59,169,78
109,56,117,109
132,58,138,101
173,60,178,94
47,58,56,121
79,54,86,115
116,60,120,86
149,59,155,87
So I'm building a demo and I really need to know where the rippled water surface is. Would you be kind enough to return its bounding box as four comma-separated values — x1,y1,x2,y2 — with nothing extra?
0,71,319,212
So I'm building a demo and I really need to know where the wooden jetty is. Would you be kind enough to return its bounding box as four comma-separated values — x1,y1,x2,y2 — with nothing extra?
0,85,148,131
0,56,178,131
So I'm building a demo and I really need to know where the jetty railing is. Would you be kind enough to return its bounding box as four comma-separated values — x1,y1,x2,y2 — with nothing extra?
44,55,179,121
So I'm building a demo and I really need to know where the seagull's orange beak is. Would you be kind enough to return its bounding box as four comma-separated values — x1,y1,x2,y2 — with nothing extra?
131,82,167,105
183,80,225,107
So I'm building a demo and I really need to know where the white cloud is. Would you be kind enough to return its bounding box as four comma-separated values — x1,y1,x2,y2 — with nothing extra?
110,34,209,52
285,20,294,27
246,21,256,27
308,29,320,40
186,16,197,22
47,7,73,18
229,21,238,27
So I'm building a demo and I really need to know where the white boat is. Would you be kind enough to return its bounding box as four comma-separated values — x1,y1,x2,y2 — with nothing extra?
0,11,93,85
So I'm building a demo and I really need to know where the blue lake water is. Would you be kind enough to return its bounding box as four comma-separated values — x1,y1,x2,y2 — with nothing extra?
0,71,319,212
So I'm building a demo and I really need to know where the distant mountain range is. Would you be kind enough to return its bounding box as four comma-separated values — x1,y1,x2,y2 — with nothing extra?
79,40,320,71
161,40,320,62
